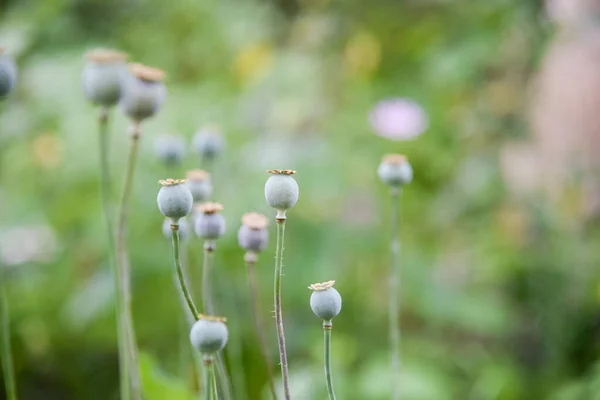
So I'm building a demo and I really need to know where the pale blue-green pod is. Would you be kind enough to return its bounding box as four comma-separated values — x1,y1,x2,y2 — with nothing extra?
309,281,342,322
265,170,299,215
186,170,213,203
157,179,193,222
162,217,190,241
194,202,225,240
154,134,186,166
238,212,269,253
119,63,166,122
81,49,127,106
192,125,224,160
190,316,229,354
0,50,17,98
378,154,413,187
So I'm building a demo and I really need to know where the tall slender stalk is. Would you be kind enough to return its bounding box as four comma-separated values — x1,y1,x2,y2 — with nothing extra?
323,321,336,400
203,355,216,400
274,219,290,399
115,123,143,400
389,188,401,400
202,242,214,315
171,225,199,318
246,258,277,399
97,107,130,400
0,271,16,400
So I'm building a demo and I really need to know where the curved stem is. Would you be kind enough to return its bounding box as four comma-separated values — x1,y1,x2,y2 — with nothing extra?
98,108,130,400
171,225,199,319
246,259,278,400
274,218,290,399
202,243,214,315
323,322,336,400
115,123,143,400
389,188,401,400
0,271,17,400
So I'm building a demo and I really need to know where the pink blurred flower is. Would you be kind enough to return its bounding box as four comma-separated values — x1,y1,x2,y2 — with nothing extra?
369,98,427,140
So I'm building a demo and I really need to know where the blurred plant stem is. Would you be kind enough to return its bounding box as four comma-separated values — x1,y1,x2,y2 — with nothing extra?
274,218,291,399
171,224,199,318
389,188,401,400
0,270,17,400
202,242,215,315
115,122,143,400
245,255,277,399
323,321,336,400
97,107,130,400
203,355,217,400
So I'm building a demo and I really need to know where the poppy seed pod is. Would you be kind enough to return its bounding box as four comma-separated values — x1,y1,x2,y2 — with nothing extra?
192,125,224,160
309,280,342,322
238,212,269,253
190,314,229,354
194,202,225,240
81,49,127,106
0,49,16,97
119,63,166,122
157,179,193,222
186,170,213,203
162,217,190,241
378,154,413,187
154,134,186,166
265,170,299,216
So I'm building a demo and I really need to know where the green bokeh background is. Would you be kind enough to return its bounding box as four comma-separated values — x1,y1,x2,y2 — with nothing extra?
1,0,600,399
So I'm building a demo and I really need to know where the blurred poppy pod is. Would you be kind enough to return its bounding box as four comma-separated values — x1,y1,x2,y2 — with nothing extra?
190,314,229,354
378,154,413,187
0,48,17,97
120,63,166,122
238,212,269,253
369,98,427,140
154,134,186,166
82,49,127,106
157,179,193,223
186,170,213,203
193,125,224,160
194,202,225,240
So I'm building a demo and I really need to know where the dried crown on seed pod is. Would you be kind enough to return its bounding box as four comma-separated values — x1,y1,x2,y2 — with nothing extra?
309,280,342,322
157,178,193,222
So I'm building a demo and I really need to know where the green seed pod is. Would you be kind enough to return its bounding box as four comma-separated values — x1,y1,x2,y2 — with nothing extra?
238,212,269,253
309,280,342,322
193,125,224,160
157,179,193,222
265,170,299,216
154,134,186,166
186,170,213,203
190,315,229,354
378,154,413,187
119,63,166,122
194,202,225,240
81,49,127,107
0,49,17,97
162,217,190,241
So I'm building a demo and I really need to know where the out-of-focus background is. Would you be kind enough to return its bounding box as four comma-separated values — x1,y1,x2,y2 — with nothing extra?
2,0,600,399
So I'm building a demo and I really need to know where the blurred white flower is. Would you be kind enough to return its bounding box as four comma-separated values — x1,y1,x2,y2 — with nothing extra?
369,98,427,140
0,225,58,266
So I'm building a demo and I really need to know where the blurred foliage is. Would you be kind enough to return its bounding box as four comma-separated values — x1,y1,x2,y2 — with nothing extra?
1,0,600,399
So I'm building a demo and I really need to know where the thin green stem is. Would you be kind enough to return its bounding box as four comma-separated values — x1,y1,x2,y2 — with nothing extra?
203,356,216,400
323,322,336,400
97,108,130,400
389,188,401,400
171,225,200,319
202,243,214,315
115,123,143,400
274,218,290,400
246,258,277,400
0,271,17,400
